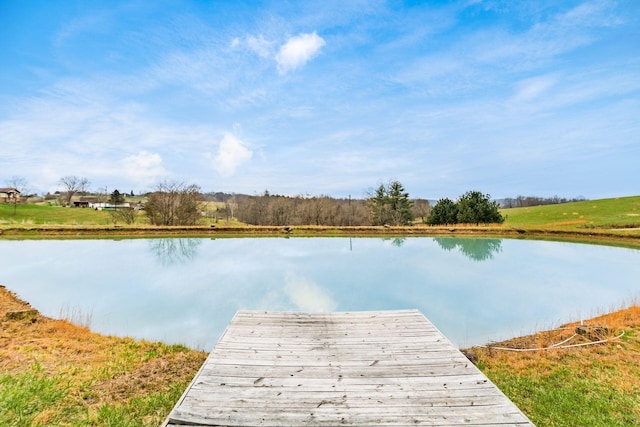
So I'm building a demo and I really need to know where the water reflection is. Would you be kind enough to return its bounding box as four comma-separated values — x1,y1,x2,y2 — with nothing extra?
434,237,503,261
383,237,406,247
284,273,337,312
0,237,638,351
148,238,202,265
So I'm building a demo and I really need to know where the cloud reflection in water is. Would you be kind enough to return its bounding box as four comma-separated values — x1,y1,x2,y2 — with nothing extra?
0,237,638,351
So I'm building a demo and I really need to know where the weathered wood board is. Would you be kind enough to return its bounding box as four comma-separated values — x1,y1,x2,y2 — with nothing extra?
163,310,534,426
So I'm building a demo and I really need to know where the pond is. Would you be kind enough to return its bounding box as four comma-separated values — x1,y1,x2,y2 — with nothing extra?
1,237,638,350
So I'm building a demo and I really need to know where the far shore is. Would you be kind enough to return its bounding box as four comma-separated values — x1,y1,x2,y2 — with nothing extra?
1,223,639,249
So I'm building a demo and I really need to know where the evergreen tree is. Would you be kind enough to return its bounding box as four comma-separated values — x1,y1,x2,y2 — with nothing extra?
387,180,413,225
368,180,413,226
456,191,504,225
110,189,124,206
427,198,459,225
370,184,390,225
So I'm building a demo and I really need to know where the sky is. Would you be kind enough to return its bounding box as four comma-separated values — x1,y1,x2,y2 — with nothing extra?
1,0,639,200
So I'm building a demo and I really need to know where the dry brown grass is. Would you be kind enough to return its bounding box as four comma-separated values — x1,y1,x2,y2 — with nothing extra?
0,285,207,424
470,305,640,393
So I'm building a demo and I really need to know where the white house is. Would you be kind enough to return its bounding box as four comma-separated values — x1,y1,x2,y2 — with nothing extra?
0,187,20,203
88,202,131,210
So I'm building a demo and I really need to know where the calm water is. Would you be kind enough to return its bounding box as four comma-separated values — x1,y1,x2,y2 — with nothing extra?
1,237,638,350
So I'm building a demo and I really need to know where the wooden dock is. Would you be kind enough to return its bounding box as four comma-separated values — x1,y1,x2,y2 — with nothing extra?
163,310,534,426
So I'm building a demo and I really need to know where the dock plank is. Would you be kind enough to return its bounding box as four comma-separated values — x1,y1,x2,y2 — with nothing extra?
163,310,534,426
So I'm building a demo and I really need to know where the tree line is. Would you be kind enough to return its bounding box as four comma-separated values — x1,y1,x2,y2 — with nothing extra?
230,181,432,227
8,175,578,227
116,179,427,226
142,181,503,227
233,193,370,226
501,195,586,208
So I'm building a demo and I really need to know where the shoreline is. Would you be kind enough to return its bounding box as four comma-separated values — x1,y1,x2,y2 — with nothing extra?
3,283,639,426
1,224,639,248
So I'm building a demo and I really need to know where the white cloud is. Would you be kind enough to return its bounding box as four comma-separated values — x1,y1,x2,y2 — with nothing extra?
246,34,275,58
231,34,275,58
276,32,326,74
121,151,166,185
213,133,253,176
284,274,337,312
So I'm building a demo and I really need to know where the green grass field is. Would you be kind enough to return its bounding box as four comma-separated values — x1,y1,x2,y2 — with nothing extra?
0,202,240,227
0,203,114,225
502,195,640,228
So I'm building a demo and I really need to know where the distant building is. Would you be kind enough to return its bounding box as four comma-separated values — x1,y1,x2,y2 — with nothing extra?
0,188,20,203
89,202,131,210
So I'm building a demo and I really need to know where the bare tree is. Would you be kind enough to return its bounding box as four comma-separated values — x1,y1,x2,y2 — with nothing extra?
269,196,293,226
5,176,30,214
6,176,30,195
145,181,202,226
96,186,109,204
59,176,90,206
225,197,237,224
238,191,271,225
299,196,339,226
411,199,431,224
235,193,374,226
109,207,138,225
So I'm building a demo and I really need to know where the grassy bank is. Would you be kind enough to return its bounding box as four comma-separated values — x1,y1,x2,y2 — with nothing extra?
0,286,207,426
467,306,640,426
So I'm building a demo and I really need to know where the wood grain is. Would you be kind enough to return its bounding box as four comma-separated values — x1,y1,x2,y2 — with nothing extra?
163,310,534,426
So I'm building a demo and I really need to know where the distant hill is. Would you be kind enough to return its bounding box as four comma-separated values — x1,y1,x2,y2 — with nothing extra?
502,195,640,228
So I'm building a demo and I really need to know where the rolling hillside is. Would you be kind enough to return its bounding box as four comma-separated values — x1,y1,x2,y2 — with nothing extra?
502,196,640,228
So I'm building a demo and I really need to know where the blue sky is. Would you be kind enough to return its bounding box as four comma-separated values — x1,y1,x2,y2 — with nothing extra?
1,0,639,199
